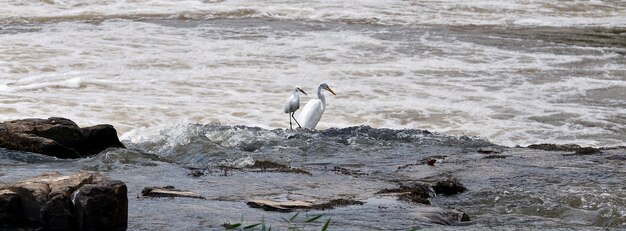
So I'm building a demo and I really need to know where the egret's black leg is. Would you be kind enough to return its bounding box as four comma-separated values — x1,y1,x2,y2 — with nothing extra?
288,113,293,130
292,112,302,129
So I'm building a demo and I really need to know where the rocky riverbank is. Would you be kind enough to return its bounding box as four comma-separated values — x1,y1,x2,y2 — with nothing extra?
0,122,624,230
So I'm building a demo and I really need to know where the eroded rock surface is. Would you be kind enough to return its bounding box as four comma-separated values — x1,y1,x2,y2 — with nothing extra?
0,171,127,231
0,117,125,158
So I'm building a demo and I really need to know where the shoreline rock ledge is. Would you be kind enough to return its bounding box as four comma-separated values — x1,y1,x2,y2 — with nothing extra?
0,171,127,231
0,117,125,158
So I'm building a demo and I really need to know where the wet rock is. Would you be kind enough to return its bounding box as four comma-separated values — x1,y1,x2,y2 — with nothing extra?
477,147,503,154
0,189,22,224
0,117,125,158
13,180,50,224
247,198,364,212
74,180,128,231
571,147,601,155
0,171,127,230
421,208,470,225
397,156,446,171
377,183,434,205
310,198,365,210
141,186,205,199
188,169,205,177
527,143,582,151
331,166,368,176
482,155,508,159
433,178,467,196
247,199,313,212
248,160,311,175
528,143,602,156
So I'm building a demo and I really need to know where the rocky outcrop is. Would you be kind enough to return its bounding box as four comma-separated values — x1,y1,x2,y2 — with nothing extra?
0,189,22,224
0,117,125,158
0,172,127,231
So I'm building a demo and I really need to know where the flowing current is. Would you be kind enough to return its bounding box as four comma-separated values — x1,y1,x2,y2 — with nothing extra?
0,0,624,147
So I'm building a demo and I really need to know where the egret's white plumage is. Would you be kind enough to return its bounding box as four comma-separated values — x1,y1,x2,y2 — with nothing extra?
298,82,336,129
283,86,307,129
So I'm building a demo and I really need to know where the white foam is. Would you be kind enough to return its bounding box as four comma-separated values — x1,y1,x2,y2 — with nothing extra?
0,6,624,147
2,0,625,27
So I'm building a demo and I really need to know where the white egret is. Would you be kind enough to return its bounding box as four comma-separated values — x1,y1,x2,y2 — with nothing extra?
298,82,336,129
283,86,307,129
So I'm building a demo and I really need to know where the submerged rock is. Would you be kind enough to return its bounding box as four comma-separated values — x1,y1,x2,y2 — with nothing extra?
433,178,467,196
249,160,311,175
527,143,601,155
0,171,127,231
247,198,364,212
0,117,125,158
377,183,434,205
247,199,313,212
141,186,205,199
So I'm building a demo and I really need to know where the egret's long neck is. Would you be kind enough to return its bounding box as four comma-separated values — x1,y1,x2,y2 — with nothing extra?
317,85,326,105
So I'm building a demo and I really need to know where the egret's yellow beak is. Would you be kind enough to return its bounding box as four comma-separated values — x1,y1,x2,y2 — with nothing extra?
326,87,336,95
298,88,307,96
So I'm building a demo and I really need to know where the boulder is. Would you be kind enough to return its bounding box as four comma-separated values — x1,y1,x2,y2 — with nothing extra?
0,171,127,231
0,189,22,224
0,117,125,158
74,180,128,231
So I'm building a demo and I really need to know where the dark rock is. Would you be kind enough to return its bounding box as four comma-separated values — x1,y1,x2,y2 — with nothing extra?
527,143,582,151
248,160,311,175
477,147,503,154
188,170,205,177
0,189,22,224
13,181,50,224
0,117,125,158
310,198,364,210
42,193,74,230
331,166,368,176
377,183,434,205
79,124,126,156
528,143,602,156
423,208,470,225
141,186,205,199
433,178,467,196
573,147,601,155
74,181,128,231
460,212,470,222
1,172,127,231
247,198,364,212
482,155,508,159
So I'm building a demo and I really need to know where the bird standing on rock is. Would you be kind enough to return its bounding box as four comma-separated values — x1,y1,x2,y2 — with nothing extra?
298,82,336,129
283,86,307,129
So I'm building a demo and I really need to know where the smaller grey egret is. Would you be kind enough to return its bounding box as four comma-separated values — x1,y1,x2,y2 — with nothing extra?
283,86,307,129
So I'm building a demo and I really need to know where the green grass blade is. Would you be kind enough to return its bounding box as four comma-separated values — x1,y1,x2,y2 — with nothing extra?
321,218,331,231
305,214,324,223
289,212,300,222
225,223,241,230
243,223,261,230
262,218,266,231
